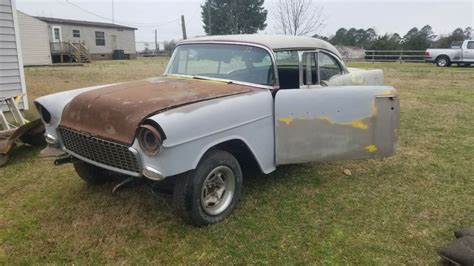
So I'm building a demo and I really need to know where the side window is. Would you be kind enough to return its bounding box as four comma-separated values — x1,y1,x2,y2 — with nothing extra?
301,52,318,86
468,41,474,49
73,30,80,38
95,31,105,46
275,50,300,89
319,52,342,81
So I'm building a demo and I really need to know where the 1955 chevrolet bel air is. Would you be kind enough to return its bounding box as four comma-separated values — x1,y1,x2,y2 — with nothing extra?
35,35,399,225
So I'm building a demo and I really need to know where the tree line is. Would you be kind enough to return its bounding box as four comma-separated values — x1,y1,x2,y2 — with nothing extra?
165,0,472,52
327,26,472,50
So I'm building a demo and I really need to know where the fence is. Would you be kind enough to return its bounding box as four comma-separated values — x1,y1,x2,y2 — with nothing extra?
343,50,426,63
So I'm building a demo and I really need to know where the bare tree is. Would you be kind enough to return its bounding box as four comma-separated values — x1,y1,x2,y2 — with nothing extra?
273,0,327,36
163,39,177,54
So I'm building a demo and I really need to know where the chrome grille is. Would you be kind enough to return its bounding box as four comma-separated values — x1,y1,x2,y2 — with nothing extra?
59,127,140,174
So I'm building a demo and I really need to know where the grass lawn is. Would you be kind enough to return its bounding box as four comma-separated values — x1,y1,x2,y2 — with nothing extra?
1,59,473,264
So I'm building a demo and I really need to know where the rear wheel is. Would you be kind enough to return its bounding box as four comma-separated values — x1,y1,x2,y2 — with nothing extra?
73,160,114,184
172,149,243,226
436,56,451,67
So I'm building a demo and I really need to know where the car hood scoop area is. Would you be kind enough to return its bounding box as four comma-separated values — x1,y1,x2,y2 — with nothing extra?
60,76,254,145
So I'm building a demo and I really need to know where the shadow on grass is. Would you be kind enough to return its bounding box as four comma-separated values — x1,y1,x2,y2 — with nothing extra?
33,161,328,229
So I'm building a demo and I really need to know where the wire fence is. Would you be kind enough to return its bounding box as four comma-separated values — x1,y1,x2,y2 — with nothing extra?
343,50,426,63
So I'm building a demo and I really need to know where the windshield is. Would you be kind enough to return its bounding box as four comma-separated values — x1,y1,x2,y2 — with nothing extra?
166,44,275,86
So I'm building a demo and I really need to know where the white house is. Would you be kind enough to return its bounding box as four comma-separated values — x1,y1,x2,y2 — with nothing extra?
35,16,137,62
17,11,52,66
335,45,366,60
0,0,27,110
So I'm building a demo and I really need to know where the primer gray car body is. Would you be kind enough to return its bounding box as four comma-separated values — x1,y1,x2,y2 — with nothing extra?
36,35,399,181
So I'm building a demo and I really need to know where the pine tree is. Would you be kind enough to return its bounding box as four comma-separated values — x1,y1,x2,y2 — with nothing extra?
201,0,267,35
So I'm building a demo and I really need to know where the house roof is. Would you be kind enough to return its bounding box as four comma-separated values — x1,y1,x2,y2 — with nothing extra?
34,16,137,30
180,34,342,58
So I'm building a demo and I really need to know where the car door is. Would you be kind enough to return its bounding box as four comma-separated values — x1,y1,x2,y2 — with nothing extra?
275,51,399,165
463,41,474,62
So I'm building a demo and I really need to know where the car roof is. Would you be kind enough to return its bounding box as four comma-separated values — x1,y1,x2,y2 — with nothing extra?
179,34,342,59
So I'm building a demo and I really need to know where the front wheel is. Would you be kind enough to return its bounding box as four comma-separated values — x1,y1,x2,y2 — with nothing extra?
436,56,451,67
172,149,243,226
73,160,114,184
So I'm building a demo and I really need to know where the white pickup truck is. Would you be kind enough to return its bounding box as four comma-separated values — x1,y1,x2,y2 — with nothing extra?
425,40,474,67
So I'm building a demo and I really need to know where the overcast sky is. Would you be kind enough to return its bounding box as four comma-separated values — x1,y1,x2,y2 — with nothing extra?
16,0,473,45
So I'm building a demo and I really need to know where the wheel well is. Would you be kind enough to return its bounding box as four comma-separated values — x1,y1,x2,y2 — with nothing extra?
212,139,263,174
436,55,450,61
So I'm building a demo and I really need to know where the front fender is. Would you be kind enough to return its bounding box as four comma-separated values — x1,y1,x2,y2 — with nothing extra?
136,89,276,177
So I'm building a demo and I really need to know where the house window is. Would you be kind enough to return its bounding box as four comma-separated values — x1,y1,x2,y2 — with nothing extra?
73,30,80,38
53,28,60,40
95,31,105,46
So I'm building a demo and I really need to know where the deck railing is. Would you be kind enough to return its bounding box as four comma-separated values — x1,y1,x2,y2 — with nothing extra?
50,41,90,63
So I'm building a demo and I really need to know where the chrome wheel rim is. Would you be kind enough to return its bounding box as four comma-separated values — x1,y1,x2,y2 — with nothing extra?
438,59,447,67
201,165,235,216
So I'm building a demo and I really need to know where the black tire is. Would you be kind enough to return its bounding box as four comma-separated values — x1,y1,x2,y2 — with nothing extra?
20,132,47,147
0,154,9,167
436,56,451,67
172,149,243,226
73,160,114,184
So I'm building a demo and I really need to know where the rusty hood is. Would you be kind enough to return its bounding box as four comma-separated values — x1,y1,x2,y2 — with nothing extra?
60,77,255,144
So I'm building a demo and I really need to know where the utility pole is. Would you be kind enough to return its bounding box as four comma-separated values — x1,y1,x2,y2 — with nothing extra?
112,0,115,24
154,29,158,52
181,15,187,40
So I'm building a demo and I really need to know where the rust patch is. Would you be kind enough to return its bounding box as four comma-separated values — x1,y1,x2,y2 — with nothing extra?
60,76,257,144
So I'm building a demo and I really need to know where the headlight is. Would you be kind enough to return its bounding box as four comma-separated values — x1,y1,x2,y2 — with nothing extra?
35,102,51,124
138,124,162,156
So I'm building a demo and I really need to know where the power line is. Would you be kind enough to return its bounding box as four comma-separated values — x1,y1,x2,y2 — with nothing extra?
62,0,181,28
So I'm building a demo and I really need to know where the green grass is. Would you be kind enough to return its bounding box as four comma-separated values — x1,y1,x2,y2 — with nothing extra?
1,59,473,264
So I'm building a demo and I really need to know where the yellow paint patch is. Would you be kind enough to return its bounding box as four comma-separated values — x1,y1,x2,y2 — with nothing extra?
371,99,378,115
365,144,378,153
318,115,336,124
351,72,365,85
279,117,294,125
351,120,368,129
319,116,369,130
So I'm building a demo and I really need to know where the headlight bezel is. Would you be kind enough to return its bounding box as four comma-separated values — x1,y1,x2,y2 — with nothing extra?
34,102,52,124
137,124,163,156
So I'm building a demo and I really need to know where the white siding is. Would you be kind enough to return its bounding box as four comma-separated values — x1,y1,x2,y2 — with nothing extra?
0,0,27,110
17,11,51,65
47,23,136,55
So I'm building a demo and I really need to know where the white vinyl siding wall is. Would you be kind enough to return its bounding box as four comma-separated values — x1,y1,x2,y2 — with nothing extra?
0,0,27,109
17,11,51,66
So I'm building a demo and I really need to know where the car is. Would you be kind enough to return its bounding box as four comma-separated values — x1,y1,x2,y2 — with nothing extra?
425,40,474,67
35,35,400,226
